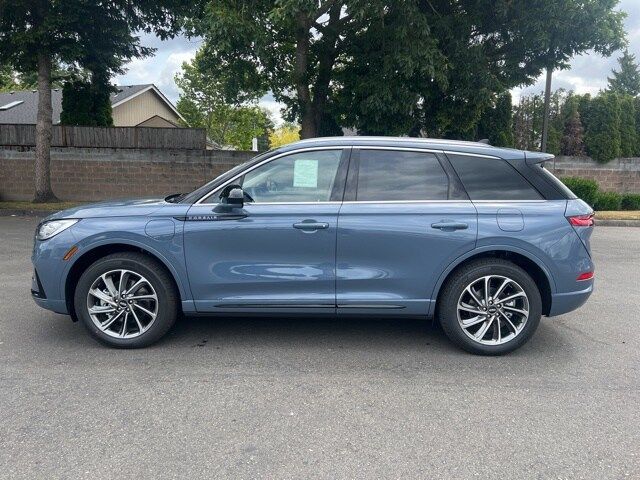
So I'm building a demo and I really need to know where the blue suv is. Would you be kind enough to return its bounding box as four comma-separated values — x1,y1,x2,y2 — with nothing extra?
31,137,595,354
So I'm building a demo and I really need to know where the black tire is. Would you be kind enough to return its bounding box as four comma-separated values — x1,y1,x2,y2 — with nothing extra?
74,252,179,348
438,258,542,355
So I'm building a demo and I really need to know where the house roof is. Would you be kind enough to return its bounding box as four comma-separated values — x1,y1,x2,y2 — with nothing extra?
0,84,183,125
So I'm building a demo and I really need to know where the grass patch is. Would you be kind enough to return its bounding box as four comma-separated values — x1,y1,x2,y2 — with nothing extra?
0,201,83,211
596,210,640,220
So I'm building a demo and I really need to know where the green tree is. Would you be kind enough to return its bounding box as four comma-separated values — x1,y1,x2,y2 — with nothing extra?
618,95,637,157
584,93,621,163
0,0,193,202
477,93,514,147
190,0,625,140
60,74,115,127
176,55,273,150
607,50,640,96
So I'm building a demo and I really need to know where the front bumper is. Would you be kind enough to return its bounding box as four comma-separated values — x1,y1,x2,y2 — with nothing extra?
548,283,593,317
31,227,78,315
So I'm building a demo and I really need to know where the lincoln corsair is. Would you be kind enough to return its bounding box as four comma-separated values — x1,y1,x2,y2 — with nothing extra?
31,137,595,355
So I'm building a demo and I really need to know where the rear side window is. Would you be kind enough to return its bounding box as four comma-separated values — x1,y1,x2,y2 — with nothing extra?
448,154,542,200
356,150,449,201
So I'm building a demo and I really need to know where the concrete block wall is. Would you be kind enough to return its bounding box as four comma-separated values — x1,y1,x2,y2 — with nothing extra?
0,147,255,201
547,156,640,194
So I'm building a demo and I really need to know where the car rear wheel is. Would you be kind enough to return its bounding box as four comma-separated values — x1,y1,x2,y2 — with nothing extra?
74,252,178,348
438,259,542,355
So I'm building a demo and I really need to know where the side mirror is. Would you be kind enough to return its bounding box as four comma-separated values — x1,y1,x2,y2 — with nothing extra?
223,187,244,207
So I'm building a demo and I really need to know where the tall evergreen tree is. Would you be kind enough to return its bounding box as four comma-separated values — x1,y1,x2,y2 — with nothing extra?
584,93,621,163
561,110,586,156
607,50,640,97
618,95,637,157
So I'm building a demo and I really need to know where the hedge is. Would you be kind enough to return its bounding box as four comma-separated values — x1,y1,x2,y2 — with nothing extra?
561,177,599,206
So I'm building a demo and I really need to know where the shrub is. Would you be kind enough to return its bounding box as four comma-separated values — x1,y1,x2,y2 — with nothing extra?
621,193,640,210
561,177,599,206
594,191,622,211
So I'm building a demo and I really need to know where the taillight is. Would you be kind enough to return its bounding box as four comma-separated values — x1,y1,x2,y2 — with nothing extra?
567,214,594,227
577,271,594,281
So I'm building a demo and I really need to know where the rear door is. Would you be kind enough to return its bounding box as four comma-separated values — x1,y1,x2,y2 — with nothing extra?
336,148,478,317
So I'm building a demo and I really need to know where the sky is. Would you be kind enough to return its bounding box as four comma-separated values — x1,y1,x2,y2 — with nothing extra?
115,0,640,125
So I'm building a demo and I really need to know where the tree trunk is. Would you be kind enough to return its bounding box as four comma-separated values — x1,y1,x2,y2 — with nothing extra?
33,52,58,203
294,12,316,139
541,67,553,153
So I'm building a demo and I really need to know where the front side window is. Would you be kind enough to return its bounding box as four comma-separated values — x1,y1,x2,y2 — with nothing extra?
240,149,343,203
356,150,449,201
448,154,542,200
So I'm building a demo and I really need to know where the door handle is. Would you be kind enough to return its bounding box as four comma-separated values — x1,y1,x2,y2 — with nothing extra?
431,221,469,231
293,221,329,230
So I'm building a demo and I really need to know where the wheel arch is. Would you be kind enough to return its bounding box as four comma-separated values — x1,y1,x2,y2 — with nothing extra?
63,240,188,320
430,247,555,317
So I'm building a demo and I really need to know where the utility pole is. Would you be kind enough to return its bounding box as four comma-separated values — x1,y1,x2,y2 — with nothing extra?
541,67,553,152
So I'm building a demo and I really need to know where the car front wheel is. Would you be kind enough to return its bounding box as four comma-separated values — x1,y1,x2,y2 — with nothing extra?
438,259,542,355
74,252,178,348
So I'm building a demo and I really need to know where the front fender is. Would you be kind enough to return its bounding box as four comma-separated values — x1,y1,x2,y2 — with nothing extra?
59,217,192,306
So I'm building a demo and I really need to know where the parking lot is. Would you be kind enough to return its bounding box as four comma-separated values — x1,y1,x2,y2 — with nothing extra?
0,215,638,479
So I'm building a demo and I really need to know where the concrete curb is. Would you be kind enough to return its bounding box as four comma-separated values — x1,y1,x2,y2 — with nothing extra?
595,219,640,227
0,209,50,218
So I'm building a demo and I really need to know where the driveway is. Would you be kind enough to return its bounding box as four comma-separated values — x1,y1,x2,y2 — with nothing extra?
0,216,638,479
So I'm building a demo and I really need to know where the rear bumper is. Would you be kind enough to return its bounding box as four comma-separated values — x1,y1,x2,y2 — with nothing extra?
548,283,593,317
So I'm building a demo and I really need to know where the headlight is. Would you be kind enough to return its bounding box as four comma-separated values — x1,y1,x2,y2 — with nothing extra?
37,219,79,240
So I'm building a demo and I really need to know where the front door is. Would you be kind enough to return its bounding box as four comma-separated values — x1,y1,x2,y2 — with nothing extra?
336,148,478,317
183,148,349,314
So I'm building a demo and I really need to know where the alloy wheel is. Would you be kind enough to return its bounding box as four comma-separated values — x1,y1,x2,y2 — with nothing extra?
456,275,529,345
86,269,158,339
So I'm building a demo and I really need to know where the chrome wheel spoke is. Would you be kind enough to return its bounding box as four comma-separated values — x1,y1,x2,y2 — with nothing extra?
493,278,510,300
461,315,488,329
499,292,526,304
129,293,157,301
499,310,519,334
457,274,529,346
458,303,485,316
102,274,118,298
502,305,528,316
89,288,116,306
465,286,484,308
130,307,145,333
89,305,115,315
132,302,156,320
120,312,129,337
100,310,124,330
118,271,130,296
474,317,494,340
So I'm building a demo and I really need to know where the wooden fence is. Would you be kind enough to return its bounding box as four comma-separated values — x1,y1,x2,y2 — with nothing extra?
0,124,207,150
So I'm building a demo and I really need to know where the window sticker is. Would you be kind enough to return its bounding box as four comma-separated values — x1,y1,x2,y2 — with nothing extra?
293,159,319,188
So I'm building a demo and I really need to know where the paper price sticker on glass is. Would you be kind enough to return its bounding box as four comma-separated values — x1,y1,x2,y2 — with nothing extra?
293,159,319,188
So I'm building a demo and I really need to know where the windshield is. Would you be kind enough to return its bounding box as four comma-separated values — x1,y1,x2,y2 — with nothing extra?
178,151,272,204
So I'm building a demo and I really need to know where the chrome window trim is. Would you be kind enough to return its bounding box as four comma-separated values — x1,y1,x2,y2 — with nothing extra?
195,144,517,206
443,150,502,159
195,146,347,205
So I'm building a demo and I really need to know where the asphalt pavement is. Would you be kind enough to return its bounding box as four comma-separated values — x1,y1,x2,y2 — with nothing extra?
0,215,638,479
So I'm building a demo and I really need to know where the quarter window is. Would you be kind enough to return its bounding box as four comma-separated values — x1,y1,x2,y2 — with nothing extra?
448,154,542,200
356,150,449,201
240,150,343,203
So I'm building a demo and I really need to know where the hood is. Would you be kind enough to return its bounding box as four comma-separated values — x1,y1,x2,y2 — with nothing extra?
45,198,168,220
